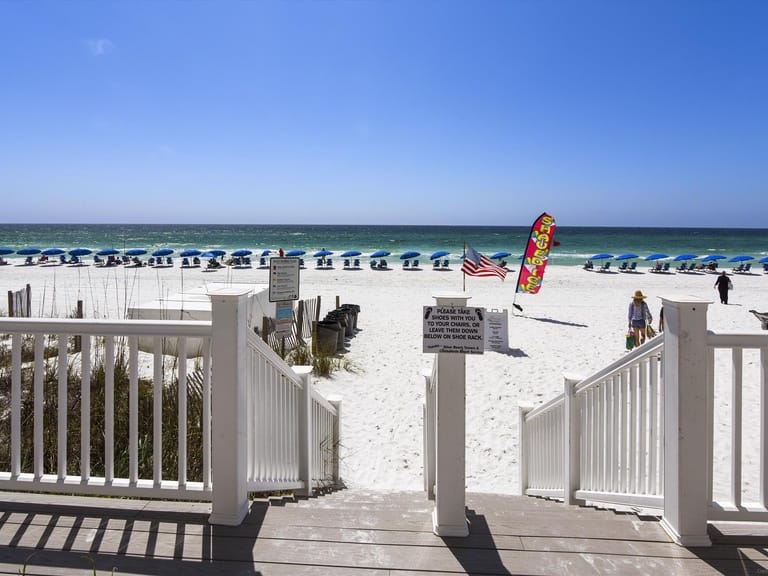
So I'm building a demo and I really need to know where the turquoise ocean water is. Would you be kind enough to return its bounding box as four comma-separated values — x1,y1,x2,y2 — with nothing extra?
1,224,767,267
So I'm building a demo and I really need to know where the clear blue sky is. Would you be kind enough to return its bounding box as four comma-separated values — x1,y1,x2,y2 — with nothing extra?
2,0,766,227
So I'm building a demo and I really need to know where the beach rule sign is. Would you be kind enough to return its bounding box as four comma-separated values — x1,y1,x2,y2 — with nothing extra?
423,306,485,354
269,257,300,302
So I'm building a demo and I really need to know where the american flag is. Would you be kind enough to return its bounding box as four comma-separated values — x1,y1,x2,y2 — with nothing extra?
461,244,507,280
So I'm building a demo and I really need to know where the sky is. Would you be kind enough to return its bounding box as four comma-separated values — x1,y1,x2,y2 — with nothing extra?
1,0,767,227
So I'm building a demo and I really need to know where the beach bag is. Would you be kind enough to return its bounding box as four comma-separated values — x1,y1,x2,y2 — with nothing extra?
728,279,733,290
626,332,635,350
646,325,656,339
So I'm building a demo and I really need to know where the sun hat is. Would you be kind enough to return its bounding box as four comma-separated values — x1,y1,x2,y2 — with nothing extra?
633,290,647,300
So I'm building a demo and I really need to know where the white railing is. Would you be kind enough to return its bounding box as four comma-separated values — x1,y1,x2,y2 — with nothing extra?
520,336,664,512
0,287,342,525
422,359,437,499
520,296,768,546
0,317,213,500
245,331,340,493
706,331,768,521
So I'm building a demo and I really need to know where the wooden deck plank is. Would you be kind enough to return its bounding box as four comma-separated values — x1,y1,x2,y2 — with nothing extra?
2,490,768,575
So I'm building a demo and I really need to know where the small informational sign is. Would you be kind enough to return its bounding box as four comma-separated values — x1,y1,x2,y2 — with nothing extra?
269,257,300,302
275,301,294,338
484,309,509,352
423,305,485,354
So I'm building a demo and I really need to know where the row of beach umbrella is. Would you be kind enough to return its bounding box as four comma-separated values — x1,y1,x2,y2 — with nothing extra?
0,246,464,261
590,252,768,264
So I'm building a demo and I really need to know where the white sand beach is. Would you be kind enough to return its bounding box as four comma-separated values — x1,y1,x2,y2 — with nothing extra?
3,261,767,499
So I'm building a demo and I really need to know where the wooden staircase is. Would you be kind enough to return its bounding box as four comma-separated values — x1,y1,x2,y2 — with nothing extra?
0,489,766,575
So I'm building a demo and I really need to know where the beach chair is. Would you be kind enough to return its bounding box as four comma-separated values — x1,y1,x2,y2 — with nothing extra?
182,257,190,268
403,260,410,269
662,262,670,272
500,260,508,268
327,258,333,267
24,256,34,265
744,263,752,273
244,256,251,267
733,263,744,273
353,258,360,268
259,257,267,267
370,259,378,269
193,256,201,267
618,261,628,271
299,258,305,268
599,261,611,272
148,257,156,266
442,259,449,268
93,255,104,265
378,259,387,269
412,259,419,268
344,259,351,269
316,258,324,268
764,263,768,273
166,256,173,266
676,262,686,272
628,262,637,272
433,259,440,269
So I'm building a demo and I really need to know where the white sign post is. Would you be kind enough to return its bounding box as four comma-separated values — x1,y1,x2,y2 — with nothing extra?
484,309,509,352
422,305,485,354
269,257,300,302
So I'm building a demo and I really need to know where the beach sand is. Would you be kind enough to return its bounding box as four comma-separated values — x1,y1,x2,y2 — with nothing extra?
3,260,767,500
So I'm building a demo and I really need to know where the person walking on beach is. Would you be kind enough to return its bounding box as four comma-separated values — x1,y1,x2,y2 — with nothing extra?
628,290,653,347
714,271,731,304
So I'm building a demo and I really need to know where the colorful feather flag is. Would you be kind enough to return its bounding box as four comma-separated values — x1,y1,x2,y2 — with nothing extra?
513,212,556,310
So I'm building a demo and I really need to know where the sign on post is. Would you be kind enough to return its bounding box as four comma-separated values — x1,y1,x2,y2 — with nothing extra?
484,309,509,352
423,305,485,354
275,301,294,338
269,257,300,302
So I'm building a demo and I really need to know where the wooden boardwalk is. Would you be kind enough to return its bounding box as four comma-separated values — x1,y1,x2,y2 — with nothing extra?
1,489,767,575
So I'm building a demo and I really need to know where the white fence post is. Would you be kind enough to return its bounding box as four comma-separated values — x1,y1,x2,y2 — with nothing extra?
208,287,251,526
423,367,436,500
659,296,712,547
431,291,470,537
295,366,314,496
518,403,533,495
563,373,584,506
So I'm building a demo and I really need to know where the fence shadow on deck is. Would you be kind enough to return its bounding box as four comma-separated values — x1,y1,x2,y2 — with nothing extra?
441,508,512,576
0,498,266,575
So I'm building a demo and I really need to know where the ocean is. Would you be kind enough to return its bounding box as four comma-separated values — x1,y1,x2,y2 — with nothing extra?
0,224,766,267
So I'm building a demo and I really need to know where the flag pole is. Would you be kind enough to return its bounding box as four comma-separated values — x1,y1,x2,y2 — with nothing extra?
462,241,466,292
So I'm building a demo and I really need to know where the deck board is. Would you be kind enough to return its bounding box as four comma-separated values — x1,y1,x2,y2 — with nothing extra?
1,490,768,575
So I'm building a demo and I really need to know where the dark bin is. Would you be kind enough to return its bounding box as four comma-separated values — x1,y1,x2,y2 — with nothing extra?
316,321,342,354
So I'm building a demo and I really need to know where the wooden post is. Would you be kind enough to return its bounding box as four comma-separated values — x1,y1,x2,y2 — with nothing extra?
25,284,31,317
431,291,470,537
518,403,533,495
75,300,83,352
335,295,340,309
261,316,269,344
296,300,304,340
660,296,712,547
207,286,251,526
7,290,13,318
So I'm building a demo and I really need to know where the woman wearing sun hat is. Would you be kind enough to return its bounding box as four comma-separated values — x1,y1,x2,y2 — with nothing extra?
628,289,653,347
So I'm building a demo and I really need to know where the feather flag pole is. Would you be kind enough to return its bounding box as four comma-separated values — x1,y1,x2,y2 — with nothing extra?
513,212,556,312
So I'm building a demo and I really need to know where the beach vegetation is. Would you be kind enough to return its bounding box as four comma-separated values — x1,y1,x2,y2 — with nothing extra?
0,338,206,483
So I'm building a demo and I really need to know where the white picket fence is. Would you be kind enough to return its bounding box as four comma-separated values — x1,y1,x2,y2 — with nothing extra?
0,287,340,525
519,296,768,545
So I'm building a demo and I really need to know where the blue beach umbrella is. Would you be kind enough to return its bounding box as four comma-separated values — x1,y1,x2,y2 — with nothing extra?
17,247,42,256
125,248,147,257
261,249,272,257
370,250,390,258
0,247,14,256
204,249,226,257
490,251,511,260
615,253,639,261
673,253,698,261
68,247,92,257
645,253,668,261
590,253,613,260
728,255,754,263
700,254,726,263
152,248,174,257
180,248,202,258
759,256,768,264
96,248,119,256
231,249,252,257
399,250,421,260
430,250,450,260
285,249,305,257
42,247,65,256
341,250,362,258
313,249,333,258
